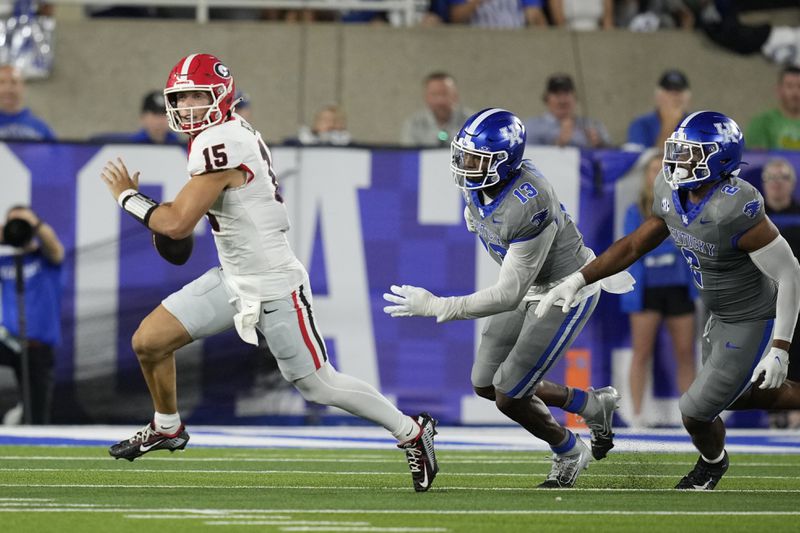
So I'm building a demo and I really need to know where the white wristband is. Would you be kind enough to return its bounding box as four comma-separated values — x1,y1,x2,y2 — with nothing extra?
119,190,159,227
117,188,138,208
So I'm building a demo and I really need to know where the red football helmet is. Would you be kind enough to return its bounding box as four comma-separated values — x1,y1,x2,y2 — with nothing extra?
164,53,236,134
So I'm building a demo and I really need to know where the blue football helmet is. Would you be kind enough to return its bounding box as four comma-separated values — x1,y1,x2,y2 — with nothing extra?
663,110,744,191
451,108,526,190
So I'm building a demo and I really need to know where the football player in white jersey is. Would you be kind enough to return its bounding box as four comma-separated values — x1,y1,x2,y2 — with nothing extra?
99,53,438,492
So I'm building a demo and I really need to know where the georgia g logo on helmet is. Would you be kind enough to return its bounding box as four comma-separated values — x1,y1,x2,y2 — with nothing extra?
213,62,231,79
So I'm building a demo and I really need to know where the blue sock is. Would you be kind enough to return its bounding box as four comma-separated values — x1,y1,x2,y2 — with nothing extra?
564,389,588,414
551,430,576,455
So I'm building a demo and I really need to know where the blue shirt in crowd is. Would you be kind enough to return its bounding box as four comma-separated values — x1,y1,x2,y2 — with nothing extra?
524,112,611,148
625,111,660,151
625,110,690,152
0,249,64,346
0,108,56,141
450,0,542,28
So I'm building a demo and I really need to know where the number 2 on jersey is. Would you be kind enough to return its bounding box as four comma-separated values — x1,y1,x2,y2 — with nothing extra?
680,248,703,288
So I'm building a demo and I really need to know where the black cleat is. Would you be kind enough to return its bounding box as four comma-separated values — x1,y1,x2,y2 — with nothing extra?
399,413,438,492
109,422,190,462
675,452,729,490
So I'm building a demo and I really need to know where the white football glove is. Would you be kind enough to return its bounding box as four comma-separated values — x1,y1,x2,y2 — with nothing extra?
534,271,587,318
383,284,439,318
464,206,477,234
750,347,790,389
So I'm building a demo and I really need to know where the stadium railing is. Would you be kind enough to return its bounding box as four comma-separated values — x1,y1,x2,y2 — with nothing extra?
44,0,422,25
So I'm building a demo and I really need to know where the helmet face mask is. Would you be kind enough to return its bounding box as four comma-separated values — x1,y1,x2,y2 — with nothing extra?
165,89,215,132
450,108,526,191
663,137,717,189
164,53,235,134
451,139,509,190
662,111,743,191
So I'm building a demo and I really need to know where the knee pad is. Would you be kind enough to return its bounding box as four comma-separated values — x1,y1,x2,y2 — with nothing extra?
293,365,339,405
678,391,708,422
678,392,692,418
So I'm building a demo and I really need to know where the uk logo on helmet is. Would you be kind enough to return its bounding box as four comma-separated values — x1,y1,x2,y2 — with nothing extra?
500,124,523,147
214,62,231,78
713,122,738,144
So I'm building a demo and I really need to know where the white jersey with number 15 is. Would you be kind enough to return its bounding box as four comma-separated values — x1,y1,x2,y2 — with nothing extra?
187,113,306,301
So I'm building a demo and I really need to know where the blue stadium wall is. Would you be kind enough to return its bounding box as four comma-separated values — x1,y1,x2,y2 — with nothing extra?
0,142,798,428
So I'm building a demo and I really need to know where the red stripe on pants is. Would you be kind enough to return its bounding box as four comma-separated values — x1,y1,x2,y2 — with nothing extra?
292,290,321,369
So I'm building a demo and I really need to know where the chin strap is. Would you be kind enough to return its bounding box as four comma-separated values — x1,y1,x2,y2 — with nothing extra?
227,96,244,119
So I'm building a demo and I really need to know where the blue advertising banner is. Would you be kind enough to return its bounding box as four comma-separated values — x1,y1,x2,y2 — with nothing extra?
0,142,798,427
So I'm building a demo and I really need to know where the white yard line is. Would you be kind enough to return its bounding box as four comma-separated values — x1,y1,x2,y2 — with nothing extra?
2,467,799,481
3,456,800,468
0,506,798,516
2,483,800,493
125,510,292,521
0,426,798,453
272,522,450,533
202,521,371,526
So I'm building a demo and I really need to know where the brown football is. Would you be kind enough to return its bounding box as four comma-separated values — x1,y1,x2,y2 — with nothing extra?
152,232,193,265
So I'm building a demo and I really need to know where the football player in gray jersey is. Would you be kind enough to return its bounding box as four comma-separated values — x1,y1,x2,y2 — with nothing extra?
384,109,634,488
539,111,800,490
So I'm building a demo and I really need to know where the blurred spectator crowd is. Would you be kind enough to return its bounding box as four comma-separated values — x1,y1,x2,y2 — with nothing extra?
83,0,701,29
0,0,793,149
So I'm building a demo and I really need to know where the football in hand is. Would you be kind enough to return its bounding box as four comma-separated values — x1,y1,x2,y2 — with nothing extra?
152,232,193,265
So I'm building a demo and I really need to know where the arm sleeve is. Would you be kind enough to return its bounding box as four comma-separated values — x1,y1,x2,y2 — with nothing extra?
432,222,557,322
749,235,800,343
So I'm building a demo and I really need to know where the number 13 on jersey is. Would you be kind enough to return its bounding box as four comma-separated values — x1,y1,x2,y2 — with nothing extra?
513,182,538,204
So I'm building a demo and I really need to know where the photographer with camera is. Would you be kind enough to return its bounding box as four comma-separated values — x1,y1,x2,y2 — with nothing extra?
0,205,63,424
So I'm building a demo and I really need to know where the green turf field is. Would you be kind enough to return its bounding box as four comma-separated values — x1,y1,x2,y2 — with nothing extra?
1,446,799,532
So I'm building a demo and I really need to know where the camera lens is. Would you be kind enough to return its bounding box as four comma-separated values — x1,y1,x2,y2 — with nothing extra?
3,218,33,248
